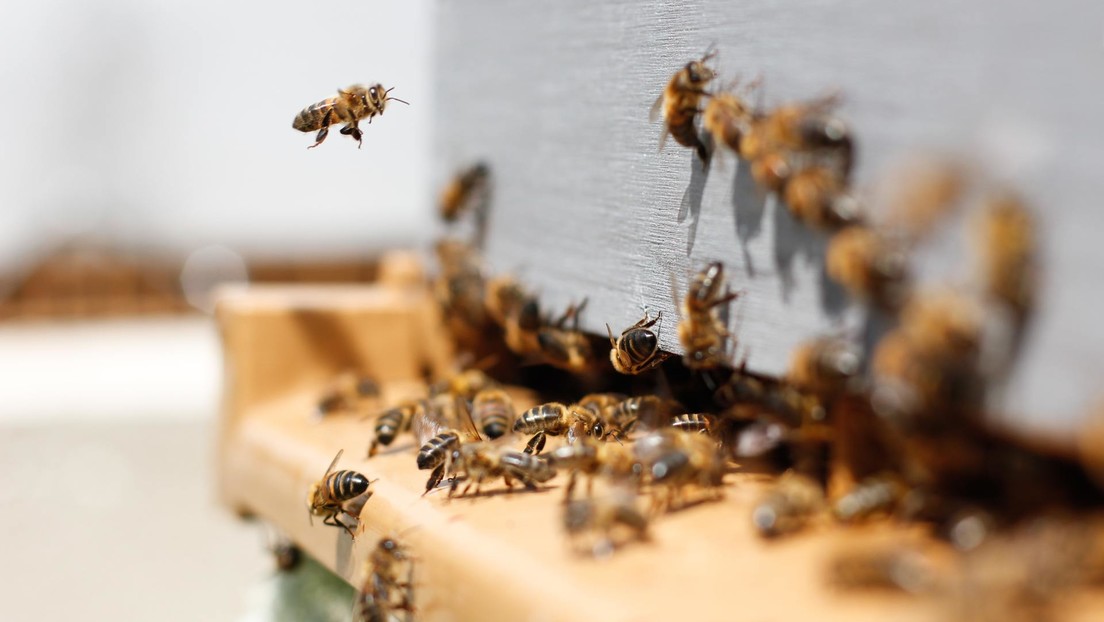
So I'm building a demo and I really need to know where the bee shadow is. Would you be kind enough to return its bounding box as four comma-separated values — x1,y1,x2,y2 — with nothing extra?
444,481,558,501
771,197,824,306
678,133,713,256
732,161,768,278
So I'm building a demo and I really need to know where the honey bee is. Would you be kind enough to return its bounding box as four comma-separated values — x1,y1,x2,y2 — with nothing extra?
353,536,415,622
429,367,498,402
268,533,302,572
606,395,684,436
650,47,718,164
293,83,408,149
439,162,491,222
483,274,527,327
669,413,717,436
367,400,420,457
513,401,608,455
832,472,907,523
677,262,741,369
974,192,1037,316
826,225,911,308
786,336,862,397
547,436,637,502
307,449,374,537
751,471,825,538
607,310,673,375
445,443,557,498
702,78,760,156
537,300,595,373
414,395,483,493
564,485,650,557
827,545,937,594
635,429,726,513
315,370,380,418
434,239,488,331
471,388,515,440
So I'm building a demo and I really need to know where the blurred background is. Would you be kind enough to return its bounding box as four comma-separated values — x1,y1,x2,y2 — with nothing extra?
0,1,431,620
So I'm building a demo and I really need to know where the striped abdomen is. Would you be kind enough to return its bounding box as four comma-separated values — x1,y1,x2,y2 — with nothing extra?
416,431,459,470
292,98,354,132
323,469,370,502
670,413,715,435
374,407,411,448
499,451,556,484
513,403,568,435
473,390,514,440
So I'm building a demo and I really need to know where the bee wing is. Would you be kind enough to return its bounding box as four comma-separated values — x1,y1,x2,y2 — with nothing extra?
321,449,343,478
413,400,448,447
455,395,483,442
649,92,665,123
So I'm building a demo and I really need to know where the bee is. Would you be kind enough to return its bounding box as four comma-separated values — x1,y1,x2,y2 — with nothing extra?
315,370,380,418
307,449,374,538
702,78,760,157
677,262,741,369
832,472,908,523
650,47,718,165
751,471,825,538
414,395,483,493
434,239,488,331
367,400,420,457
787,336,862,397
607,310,673,375
430,367,498,402
439,162,491,222
548,436,637,502
471,388,515,440
537,300,595,373
826,225,911,308
484,274,528,327
445,443,557,498
635,430,726,513
564,485,650,557
827,545,937,594
974,192,1036,316
267,533,302,572
606,395,685,436
293,83,408,149
669,413,717,436
513,401,608,455
506,297,544,357
353,536,415,622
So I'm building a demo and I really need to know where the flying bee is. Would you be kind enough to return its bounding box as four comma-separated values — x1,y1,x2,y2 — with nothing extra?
650,47,718,165
415,395,483,493
787,336,862,398
635,429,726,513
433,239,488,331
676,262,741,369
607,310,673,375
548,436,638,502
742,94,853,175
367,400,420,457
832,472,908,523
782,165,864,230
439,162,491,222
514,401,609,455
471,388,515,439
537,299,594,373
564,485,650,557
353,536,415,622
974,192,1037,317
445,443,557,498
826,225,911,308
607,395,685,436
315,370,380,418
669,413,717,436
307,449,374,538
702,78,760,156
293,83,409,149
751,470,825,538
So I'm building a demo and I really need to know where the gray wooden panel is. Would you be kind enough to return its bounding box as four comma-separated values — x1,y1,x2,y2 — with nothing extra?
432,0,1104,439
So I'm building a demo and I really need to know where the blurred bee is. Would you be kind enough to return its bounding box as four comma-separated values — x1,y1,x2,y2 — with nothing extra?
484,274,528,327
439,162,491,222
353,536,415,622
537,299,594,373
293,83,408,149
751,471,825,538
826,225,911,308
635,430,726,513
787,336,862,398
514,401,609,455
267,532,302,572
702,78,760,157
650,47,718,164
827,545,938,594
434,239,488,331
677,262,741,369
974,192,1037,317
446,443,557,498
607,395,685,436
367,400,421,457
307,449,374,537
564,485,650,557
607,310,673,375
669,413,717,436
315,370,380,419
548,436,637,501
832,472,908,523
430,367,498,402
414,395,483,493
471,388,515,440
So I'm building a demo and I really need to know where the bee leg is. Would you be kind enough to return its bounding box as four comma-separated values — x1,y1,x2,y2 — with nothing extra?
524,432,546,455
339,122,364,148
422,464,445,496
308,109,333,149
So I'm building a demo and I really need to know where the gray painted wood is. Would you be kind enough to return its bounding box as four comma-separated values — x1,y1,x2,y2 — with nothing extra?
432,0,1104,441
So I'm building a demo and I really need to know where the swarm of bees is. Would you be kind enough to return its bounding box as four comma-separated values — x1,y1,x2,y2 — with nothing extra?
286,55,1102,620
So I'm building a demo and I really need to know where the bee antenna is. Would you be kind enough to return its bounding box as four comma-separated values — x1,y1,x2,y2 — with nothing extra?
388,96,411,106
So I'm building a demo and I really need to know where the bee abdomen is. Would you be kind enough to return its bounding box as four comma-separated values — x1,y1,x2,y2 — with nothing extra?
670,413,715,434
373,409,407,446
416,431,459,470
500,451,556,483
624,328,660,362
325,470,370,501
650,451,691,483
513,403,567,434
292,99,337,132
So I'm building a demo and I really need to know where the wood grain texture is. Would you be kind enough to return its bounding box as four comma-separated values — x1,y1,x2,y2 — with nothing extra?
432,0,1104,441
